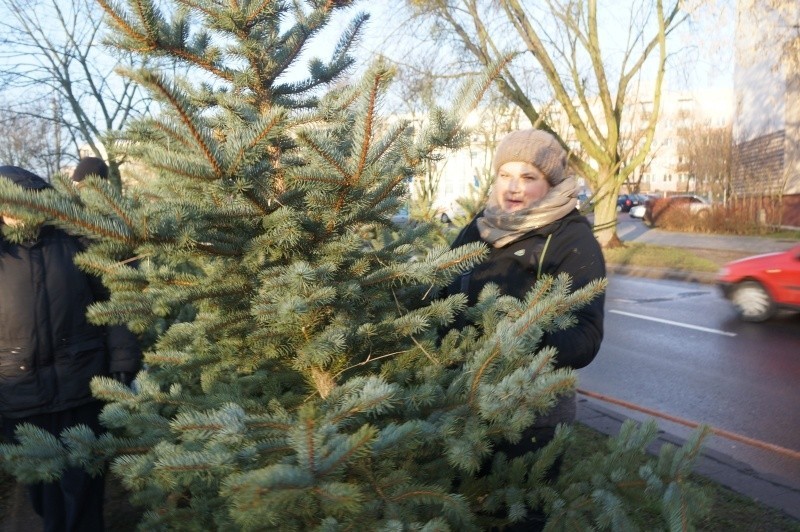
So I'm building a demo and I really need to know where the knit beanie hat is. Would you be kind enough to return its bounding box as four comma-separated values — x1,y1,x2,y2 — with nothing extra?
71,156,109,182
491,129,567,186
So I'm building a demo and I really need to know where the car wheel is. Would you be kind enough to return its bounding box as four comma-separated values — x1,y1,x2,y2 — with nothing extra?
730,281,776,322
440,213,451,224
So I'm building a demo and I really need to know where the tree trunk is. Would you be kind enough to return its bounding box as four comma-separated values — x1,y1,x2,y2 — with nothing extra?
108,160,124,193
592,193,621,248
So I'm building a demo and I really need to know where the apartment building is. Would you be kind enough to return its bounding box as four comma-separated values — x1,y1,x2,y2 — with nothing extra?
733,0,800,226
632,88,734,197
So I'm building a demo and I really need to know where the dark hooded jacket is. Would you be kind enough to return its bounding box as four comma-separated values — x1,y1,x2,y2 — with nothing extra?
441,209,605,428
0,166,141,418
444,209,605,369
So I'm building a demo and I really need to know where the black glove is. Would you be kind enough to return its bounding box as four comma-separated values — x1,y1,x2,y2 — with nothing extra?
111,372,134,386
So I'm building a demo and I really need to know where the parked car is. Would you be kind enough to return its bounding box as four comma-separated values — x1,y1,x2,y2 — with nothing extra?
628,194,654,218
629,203,646,219
717,245,800,321
616,194,635,212
643,194,711,226
616,193,650,213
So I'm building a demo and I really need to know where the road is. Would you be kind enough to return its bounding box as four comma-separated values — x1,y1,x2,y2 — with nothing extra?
577,274,800,487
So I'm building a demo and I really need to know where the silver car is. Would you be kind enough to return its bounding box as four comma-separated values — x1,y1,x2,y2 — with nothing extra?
629,203,646,219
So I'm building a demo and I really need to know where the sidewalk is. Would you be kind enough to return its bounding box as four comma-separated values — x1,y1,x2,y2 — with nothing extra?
618,224,798,254
590,226,800,522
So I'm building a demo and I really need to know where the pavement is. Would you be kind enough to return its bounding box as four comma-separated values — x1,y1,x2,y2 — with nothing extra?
617,223,799,255
577,226,800,522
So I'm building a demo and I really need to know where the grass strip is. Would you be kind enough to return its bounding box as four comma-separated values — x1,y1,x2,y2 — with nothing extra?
603,243,726,272
568,423,800,530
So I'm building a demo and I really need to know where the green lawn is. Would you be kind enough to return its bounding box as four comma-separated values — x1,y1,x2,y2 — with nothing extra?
602,242,744,272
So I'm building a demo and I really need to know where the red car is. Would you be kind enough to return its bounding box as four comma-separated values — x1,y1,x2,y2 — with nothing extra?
718,245,800,321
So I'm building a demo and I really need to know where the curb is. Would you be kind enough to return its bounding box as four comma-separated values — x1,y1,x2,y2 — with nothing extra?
576,397,800,522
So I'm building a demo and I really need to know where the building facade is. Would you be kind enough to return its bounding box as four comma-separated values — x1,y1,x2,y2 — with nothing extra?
633,88,734,198
733,0,800,226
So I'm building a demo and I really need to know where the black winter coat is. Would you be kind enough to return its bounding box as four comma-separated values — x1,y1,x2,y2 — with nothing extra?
0,225,141,418
443,209,605,370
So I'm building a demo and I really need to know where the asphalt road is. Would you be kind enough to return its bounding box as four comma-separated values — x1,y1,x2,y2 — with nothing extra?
577,274,800,488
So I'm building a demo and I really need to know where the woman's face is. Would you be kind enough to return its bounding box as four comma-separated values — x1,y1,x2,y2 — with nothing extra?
492,161,551,213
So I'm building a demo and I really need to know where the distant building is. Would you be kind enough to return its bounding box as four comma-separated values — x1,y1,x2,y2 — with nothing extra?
633,88,734,197
733,0,799,226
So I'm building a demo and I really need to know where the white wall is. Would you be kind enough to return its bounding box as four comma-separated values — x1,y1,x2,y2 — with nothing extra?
733,0,798,143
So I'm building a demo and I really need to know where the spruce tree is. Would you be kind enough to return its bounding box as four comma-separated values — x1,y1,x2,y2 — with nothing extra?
1,0,710,529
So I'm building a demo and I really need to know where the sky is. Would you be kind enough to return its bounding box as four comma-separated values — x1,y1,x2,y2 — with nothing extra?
293,1,736,93
0,0,738,153
1,1,736,103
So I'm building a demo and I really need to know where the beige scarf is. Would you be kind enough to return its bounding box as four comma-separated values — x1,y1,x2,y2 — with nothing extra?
477,176,578,248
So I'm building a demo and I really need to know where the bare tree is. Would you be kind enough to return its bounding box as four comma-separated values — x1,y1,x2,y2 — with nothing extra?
0,101,64,177
676,122,732,201
403,0,687,247
0,0,149,188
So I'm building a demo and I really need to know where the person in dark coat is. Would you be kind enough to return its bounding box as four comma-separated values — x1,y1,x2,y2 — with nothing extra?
440,129,605,530
0,165,142,532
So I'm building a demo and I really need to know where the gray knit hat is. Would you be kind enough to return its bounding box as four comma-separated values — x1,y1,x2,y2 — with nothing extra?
491,129,567,185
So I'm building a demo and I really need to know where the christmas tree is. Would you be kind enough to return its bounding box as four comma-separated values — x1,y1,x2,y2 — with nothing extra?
1,0,709,529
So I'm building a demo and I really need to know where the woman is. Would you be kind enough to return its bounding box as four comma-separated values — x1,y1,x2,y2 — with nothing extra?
442,128,605,529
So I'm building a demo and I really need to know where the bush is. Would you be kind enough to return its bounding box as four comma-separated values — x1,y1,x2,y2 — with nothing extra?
644,196,711,232
645,194,794,235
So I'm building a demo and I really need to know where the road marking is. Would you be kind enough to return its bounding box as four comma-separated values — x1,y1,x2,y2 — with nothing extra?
609,309,737,337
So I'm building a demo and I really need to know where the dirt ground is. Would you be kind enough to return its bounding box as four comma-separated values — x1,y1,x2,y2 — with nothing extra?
0,473,141,532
